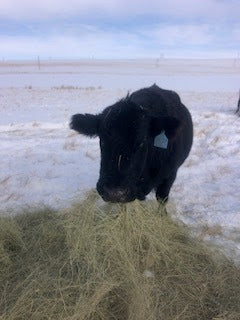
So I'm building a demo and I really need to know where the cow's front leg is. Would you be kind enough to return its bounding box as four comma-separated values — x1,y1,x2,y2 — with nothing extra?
155,170,177,206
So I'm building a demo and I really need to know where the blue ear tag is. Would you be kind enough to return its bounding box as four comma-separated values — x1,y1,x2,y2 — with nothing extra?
154,131,168,149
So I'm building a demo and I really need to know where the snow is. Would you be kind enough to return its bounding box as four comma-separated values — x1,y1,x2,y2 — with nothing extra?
0,59,240,263
1,59,240,91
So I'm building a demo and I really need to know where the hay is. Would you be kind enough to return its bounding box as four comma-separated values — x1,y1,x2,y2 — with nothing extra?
0,192,240,320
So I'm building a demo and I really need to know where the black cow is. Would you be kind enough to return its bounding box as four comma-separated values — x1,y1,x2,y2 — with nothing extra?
70,84,193,203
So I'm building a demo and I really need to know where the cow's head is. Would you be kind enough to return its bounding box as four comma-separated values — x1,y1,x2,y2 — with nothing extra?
70,99,180,203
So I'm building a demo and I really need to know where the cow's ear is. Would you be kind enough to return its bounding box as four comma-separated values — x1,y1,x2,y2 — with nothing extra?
70,113,101,137
150,116,181,141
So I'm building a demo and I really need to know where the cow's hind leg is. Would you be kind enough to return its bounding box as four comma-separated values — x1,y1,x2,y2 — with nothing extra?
156,171,177,214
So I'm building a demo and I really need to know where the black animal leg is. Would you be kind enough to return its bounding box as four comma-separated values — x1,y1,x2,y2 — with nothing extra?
156,170,177,203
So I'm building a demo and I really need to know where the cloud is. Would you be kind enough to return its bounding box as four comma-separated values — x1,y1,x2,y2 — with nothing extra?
0,0,239,59
0,22,238,59
0,30,148,59
0,0,239,22
142,24,215,46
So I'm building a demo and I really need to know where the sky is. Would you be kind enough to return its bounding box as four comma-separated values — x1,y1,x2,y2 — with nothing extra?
0,0,239,60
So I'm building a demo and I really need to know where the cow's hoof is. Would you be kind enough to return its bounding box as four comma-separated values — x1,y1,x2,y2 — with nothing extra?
157,201,168,216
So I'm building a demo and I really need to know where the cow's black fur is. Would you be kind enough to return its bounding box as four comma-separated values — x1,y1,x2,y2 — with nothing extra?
70,84,193,203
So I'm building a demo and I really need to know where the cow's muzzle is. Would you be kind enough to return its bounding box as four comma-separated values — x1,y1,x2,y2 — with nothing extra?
97,184,135,203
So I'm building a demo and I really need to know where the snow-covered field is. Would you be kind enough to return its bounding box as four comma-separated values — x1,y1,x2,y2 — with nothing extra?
1,59,240,263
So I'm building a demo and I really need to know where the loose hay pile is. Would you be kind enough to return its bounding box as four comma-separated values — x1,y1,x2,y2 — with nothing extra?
0,192,240,320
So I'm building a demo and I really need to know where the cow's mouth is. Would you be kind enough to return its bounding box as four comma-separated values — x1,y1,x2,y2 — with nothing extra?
96,183,138,203
101,196,136,203
100,194,146,203
99,191,147,203
99,193,136,203
136,194,146,201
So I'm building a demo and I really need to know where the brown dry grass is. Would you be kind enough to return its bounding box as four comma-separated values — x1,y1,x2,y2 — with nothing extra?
0,191,240,320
